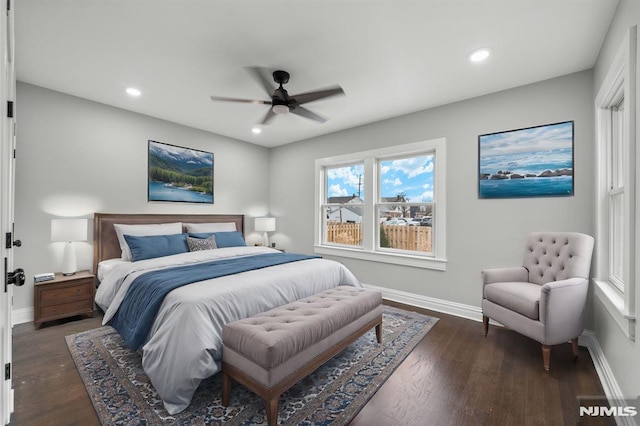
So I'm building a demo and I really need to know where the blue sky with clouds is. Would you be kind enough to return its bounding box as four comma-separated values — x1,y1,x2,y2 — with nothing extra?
327,154,434,202
479,121,573,157
479,121,573,175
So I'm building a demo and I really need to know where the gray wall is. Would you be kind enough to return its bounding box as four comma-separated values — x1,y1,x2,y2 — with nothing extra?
270,70,595,309
591,0,640,402
13,82,271,310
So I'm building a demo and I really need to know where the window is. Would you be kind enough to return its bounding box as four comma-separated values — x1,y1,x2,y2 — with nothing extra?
315,138,446,270
377,154,434,255
323,163,364,248
594,26,636,341
608,100,625,291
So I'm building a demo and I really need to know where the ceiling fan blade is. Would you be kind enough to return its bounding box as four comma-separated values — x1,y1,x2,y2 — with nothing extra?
210,96,271,105
291,86,345,105
260,108,277,125
245,66,277,99
290,106,327,123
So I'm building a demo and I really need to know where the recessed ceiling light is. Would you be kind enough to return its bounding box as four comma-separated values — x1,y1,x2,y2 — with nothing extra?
469,48,491,63
251,127,262,134
126,87,141,97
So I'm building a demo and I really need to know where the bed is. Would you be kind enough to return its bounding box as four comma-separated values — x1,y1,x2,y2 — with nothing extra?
92,213,361,414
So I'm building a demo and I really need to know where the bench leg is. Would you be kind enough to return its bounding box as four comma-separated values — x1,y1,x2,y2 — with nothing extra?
265,397,279,426
375,323,382,344
222,370,231,406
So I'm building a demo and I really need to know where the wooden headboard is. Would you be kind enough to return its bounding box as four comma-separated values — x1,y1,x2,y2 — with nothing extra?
93,213,245,274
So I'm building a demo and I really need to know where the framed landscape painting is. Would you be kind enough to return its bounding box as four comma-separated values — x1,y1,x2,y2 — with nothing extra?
148,140,214,203
478,121,574,199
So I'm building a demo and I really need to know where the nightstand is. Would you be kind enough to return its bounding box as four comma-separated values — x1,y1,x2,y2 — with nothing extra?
34,270,95,328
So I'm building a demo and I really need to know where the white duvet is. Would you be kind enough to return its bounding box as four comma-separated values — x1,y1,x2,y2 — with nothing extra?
95,246,361,414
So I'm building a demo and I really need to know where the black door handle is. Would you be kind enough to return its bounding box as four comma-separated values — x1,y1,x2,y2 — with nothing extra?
7,268,25,287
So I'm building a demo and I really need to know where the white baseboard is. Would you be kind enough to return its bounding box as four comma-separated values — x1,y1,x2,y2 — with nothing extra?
12,307,33,326
361,282,484,322
579,331,638,426
363,282,632,425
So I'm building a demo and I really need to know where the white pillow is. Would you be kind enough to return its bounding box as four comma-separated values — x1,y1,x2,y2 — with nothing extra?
184,222,237,233
97,258,130,282
113,222,183,261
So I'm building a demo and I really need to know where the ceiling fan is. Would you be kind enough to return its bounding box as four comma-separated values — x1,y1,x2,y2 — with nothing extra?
210,68,345,125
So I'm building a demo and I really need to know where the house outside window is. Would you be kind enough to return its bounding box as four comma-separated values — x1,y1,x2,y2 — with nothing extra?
315,139,447,270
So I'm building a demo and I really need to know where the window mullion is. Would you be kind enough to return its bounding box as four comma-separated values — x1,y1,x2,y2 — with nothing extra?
361,158,376,251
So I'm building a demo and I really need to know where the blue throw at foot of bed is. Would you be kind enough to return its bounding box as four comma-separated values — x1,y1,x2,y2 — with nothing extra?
109,252,320,350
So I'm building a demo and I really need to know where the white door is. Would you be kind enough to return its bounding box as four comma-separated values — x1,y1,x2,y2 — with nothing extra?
0,1,17,424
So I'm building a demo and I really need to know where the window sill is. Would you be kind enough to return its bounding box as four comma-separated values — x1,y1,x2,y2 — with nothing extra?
593,279,636,341
314,245,447,271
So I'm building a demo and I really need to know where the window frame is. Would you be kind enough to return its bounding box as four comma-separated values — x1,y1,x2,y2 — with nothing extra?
593,26,637,341
314,138,447,270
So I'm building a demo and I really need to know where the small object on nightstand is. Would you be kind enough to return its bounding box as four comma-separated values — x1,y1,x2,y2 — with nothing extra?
33,270,95,329
34,272,55,283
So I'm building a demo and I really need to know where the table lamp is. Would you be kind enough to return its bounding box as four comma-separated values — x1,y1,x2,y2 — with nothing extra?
255,217,276,247
51,218,88,275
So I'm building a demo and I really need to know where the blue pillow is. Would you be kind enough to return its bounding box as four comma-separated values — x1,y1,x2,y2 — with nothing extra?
123,233,189,262
187,232,216,239
188,231,246,248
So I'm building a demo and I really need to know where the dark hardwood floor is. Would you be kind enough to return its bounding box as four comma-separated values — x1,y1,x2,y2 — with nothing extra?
10,302,614,426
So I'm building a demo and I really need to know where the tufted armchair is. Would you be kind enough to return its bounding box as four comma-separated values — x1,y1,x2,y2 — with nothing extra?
482,232,594,371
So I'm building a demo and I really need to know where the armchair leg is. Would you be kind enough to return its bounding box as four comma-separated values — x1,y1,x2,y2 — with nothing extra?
542,345,551,372
482,316,489,337
571,338,579,359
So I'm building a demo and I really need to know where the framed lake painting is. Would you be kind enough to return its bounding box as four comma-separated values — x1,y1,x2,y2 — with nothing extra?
148,140,214,203
478,121,574,199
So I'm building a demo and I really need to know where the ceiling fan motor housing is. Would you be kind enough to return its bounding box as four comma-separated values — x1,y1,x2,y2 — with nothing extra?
273,70,290,85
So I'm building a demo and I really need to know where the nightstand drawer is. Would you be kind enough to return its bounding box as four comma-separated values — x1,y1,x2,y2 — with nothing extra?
38,298,93,321
38,280,93,305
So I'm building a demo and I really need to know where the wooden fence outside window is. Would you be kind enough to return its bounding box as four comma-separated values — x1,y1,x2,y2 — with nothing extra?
326,221,432,252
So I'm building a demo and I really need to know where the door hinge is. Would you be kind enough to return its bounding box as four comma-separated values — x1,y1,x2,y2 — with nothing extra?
4,363,9,380
7,101,13,118
6,0,10,13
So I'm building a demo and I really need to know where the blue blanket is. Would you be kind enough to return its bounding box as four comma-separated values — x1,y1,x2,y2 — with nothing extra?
109,252,319,350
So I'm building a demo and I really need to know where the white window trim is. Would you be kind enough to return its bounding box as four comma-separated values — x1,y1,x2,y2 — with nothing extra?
593,25,637,341
314,138,447,270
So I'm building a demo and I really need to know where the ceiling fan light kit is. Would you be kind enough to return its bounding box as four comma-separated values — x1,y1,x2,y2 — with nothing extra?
210,68,345,125
272,104,290,115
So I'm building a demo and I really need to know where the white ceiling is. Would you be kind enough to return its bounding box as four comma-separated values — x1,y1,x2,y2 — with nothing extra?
15,0,618,148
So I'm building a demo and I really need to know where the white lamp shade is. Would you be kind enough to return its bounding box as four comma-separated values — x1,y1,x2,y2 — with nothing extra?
51,218,88,242
255,217,276,232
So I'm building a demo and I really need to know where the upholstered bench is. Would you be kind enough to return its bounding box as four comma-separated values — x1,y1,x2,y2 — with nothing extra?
221,286,382,426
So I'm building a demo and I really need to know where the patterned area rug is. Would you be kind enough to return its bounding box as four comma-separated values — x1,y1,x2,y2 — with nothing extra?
66,305,438,425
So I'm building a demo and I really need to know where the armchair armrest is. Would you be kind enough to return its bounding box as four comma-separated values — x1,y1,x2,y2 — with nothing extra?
539,277,588,344
481,266,528,287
